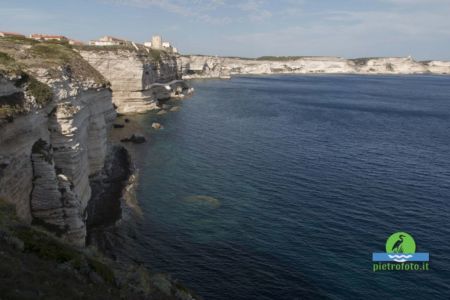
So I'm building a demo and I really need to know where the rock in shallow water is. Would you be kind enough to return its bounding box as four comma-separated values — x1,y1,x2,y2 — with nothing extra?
184,195,221,208
152,122,163,130
120,134,146,144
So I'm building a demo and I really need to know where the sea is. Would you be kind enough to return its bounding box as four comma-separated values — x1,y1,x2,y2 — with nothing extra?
125,75,450,299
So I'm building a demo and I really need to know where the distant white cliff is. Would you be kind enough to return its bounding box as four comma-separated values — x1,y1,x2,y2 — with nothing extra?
181,55,450,79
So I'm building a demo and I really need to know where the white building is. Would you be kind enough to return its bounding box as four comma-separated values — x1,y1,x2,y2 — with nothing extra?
30,34,68,41
89,36,127,46
144,35,178,53
69,39,84,46
151,35,162,49
0,31,25,38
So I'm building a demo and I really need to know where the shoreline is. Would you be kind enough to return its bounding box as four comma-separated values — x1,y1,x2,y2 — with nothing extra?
184,72,450,82
180,55,450,79
86,94,192,260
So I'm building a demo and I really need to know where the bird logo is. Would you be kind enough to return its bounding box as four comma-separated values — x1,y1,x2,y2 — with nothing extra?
386,232,416,254
372,232,430,267
391,234,405,253
385,232,416,262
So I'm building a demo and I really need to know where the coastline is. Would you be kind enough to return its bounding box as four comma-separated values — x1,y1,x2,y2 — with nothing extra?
0,36,198,299
1,34,450,299
180,55,450,79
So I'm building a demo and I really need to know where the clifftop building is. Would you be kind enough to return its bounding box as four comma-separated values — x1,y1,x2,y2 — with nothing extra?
145,35,178,53
69,39,84,46
0,31,25,38
151,35,162,49
89,36,128,46
30,34,68,41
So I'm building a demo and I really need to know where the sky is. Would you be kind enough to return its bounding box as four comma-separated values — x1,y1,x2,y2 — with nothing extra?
1,0,450,60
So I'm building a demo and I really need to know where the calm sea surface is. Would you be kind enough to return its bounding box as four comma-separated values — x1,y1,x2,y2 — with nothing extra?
131,75,450,299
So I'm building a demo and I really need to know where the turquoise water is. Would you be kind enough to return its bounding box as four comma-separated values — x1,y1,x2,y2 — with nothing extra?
133,75,450,299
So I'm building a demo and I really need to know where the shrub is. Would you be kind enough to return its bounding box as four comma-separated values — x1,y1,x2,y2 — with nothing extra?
87,258,115,284
13,226,83,263
386,63,394,71
30,43,74,63
0,35,38,45
26,76,53,106
148,49,162,62
0,51,21,74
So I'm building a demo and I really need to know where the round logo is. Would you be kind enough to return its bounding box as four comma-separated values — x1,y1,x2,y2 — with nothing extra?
386,232,416,254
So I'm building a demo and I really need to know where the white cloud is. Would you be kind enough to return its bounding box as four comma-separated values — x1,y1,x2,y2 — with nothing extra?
103,0,231,24
102,0,278,23
224,8,450,59
237,0,272,21
96,0,450,59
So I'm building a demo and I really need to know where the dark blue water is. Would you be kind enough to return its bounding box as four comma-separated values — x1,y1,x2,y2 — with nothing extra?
133,75,450,300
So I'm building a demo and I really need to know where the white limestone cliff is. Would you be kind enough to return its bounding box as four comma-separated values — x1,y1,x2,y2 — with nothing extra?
0,48,116,246
79,49,185,114
0,40,193,247
181,55,450,78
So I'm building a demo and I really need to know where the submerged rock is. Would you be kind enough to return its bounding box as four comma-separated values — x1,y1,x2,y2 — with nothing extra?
120,134,146,144
152,122,163,130
170,106,181,112
184,195,221,208
157,110,167,115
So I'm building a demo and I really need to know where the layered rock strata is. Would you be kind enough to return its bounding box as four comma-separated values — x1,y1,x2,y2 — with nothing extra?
181,55,450,78
0,40,116,246
79,48,191,114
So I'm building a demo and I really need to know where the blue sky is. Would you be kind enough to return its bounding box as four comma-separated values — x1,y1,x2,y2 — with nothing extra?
1,0,449,60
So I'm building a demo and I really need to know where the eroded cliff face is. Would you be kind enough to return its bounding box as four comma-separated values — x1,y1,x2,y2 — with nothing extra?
0,40,116,246
79,48,182,113
0,40,192,247
181,55,450,78
0,81,116,246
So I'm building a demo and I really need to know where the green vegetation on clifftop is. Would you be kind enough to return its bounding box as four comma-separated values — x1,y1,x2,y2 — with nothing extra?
0,199,201,299
0,37,108,85
0,52,53,118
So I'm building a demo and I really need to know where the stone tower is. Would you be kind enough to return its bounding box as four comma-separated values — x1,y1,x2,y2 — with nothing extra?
151,35,162,49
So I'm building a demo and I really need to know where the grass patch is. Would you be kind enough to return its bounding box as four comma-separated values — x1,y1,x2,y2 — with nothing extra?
0,105,25,118
0,39,108,85
13,226,82,263
87,258,115,284
26,76,53,106
148,49,163,62
1,197,115,285
13,226,116,284
30,43,76,64
0,35,38,45
0,51,21,75
0,74,52,119
74,44,137,52
0,55,53,118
